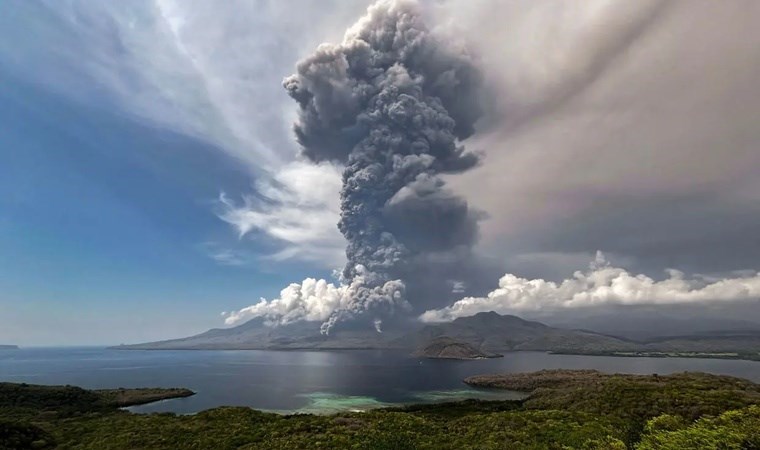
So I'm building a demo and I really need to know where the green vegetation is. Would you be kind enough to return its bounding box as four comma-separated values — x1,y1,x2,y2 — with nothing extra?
466,369,760,421
94,388,194,407
2,370,760,449
638,406,760,449
0,383,193,418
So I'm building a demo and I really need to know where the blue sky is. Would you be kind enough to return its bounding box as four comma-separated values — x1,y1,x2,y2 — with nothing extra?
0,68,338,345
0,0,374,345
2,0,760,344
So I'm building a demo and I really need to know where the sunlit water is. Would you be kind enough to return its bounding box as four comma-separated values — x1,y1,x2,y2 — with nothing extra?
0,347,758,414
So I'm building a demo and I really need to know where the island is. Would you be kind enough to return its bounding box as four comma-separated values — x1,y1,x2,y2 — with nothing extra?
412,336,502,359
116,311,760,362
2,371,760,449
0,345,18,350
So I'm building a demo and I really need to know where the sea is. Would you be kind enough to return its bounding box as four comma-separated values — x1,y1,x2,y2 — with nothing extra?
1,347,758,414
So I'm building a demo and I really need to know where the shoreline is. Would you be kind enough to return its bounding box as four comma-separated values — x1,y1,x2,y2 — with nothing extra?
110,346,760,362
4,370,759,448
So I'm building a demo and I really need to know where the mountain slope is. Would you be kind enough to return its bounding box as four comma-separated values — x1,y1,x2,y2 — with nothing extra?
117,319,406,350
407,312,639,354
116,311,759,359
116,311,637,354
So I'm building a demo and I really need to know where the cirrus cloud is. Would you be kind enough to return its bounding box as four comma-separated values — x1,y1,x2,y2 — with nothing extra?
217,161,345,265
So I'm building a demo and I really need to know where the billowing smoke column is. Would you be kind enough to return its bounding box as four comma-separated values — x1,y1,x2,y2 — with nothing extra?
283,0,483,333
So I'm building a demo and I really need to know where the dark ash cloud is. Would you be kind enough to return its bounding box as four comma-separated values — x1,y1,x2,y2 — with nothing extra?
283,0,484,332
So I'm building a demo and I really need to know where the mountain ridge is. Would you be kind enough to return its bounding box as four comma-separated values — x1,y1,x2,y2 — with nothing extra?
114,311,760,361
114,311,635,354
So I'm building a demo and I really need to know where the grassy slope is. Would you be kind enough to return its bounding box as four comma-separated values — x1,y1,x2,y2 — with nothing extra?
2,370,760,449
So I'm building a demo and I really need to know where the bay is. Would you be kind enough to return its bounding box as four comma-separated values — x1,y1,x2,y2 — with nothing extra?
1,347,758,414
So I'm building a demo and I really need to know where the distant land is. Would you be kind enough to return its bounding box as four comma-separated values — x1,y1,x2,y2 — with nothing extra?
545,305,760,341
114,312,636,355
0,345,18,350
115,312,760,361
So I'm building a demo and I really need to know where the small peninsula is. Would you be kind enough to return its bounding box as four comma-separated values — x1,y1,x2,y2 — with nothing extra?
95,387,195,407
0,382,194,411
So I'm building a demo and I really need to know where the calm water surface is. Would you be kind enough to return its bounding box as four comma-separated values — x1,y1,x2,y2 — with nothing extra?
1,348,758,414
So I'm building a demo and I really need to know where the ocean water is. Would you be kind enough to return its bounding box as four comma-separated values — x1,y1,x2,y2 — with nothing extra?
0,347,758,414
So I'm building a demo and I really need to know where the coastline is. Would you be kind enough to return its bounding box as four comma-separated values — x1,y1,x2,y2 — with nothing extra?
111,345,760,362
3,370,760,448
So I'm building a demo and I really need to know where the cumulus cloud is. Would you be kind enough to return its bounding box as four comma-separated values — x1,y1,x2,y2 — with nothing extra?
223,268,409,334
421,252,760,322
217,161,345,265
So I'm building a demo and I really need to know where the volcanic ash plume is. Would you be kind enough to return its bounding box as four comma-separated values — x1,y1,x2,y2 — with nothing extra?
282,0,483,333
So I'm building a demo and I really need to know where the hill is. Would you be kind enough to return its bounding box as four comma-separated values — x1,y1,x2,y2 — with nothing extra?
409,312,639,354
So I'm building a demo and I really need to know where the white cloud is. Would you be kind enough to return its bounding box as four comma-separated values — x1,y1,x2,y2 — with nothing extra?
0,1,372,172
218,161,345,265
0,1,379,269
224,278,349,326
8,0,760,278
420,252,760,322
223,269,407,332
451,281,466,294
207,249,249,267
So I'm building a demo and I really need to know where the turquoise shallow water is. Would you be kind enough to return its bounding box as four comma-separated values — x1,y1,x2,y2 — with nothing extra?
280,389,527,415
1,347,758,414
